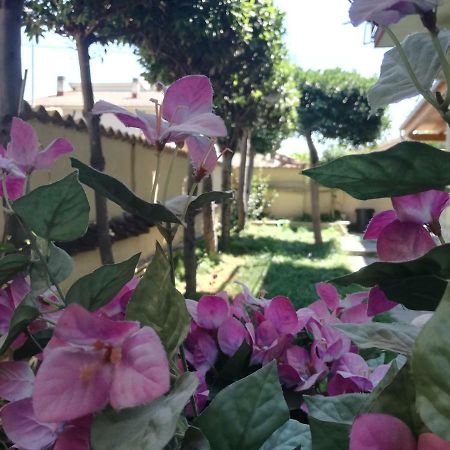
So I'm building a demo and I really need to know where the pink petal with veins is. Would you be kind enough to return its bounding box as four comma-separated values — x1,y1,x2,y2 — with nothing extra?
196,295,230,330
364,210,397,240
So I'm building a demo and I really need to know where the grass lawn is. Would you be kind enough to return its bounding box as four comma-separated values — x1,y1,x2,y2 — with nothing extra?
176,222,356,309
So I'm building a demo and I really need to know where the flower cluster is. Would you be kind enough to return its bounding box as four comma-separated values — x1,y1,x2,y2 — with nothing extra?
364,190,450,262
0,118,73,200
92,75,227,182
185,283,394,412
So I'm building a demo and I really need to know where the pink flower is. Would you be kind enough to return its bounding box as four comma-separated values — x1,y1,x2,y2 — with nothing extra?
33,304,170,422
0,361,34,402
184,326,219,373
92,75,226,150
365,190,450,261
350,414,450,450
367,286,397,316
96,278,139,321
2,118,73,175
349,0,440,26
217,317,247,356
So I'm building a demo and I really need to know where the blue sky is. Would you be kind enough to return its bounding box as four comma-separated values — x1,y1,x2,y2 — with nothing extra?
21,1,417,153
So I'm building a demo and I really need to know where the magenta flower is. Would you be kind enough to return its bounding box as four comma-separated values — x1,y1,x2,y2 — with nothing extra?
367,286,397,316
350,414,450,450
184,325,219,373
349,0,440,26
364,190,450,262
33,304,170,422
327,352,390,395
0,361,34,402
2,118,73,175
92,75,227,150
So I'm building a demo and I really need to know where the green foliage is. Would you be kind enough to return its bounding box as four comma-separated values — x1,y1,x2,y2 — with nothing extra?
334,322,420,355
369,31,450,111
91,372,198,450
259,420,312,450
333,243,450,309
0,254,29,285
180,428,211,450
413,285,450,440
295,67,385,146
304,142,450,200
126,244,190,357
72,158,180,225
303,394,368,450
195,362,289,450
66,253,140,311
13,172,89,242
248,171,274,220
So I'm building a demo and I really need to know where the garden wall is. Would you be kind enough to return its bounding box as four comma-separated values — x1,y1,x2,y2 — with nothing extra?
255,167,392,222
2,108,222,288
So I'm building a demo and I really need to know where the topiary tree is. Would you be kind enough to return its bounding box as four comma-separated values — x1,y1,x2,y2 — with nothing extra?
23,0,158,264
295,68,386,245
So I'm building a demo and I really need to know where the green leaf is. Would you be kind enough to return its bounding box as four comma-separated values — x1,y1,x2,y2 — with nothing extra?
333,244,450,309
71,158,180,224
368,361,422,432
126,244,189,357
413,285,450,440
259,420,311,450
195,362,289,450
180,428,211,450
91,372,198,450
303,142,450,200
368,31,450,111
12,172,89,241
334,322,420,355
0,296,39,355
304,394,368,450
66,253,140,311
188,191,233,211
0,254,29,285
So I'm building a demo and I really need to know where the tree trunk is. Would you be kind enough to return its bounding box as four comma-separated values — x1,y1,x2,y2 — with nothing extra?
184,164,197,298
0,0,23,146
76,35,114,264
219,149,234,250
305,131,323,245
202,175,217,255
245,134,255,219
236,128,250,232
0,0,24,247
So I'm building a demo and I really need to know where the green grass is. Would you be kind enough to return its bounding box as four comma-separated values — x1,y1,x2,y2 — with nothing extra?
177,222,356,309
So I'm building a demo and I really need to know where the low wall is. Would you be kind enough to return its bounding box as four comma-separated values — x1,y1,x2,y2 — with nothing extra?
3,113,222,287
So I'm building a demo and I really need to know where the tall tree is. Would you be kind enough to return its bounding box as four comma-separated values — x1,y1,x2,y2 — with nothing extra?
295,68,386,244
23,1,155,263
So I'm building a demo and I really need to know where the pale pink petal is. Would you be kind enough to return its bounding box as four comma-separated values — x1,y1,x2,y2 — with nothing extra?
377,220,435,262
97,278,139,321
285,346,309,371
255,320,279,348
186,135,219,176
393,190,450,224
33,347,112,422
297,371,326,391
54,416,92,450
185,299,199,323
343,291,369,306
265,296,298,335
350,414,416,450
278,363,301,388
364,210,397,240
109,327,170,410
217,317,247,356
196,295,230,330
308,300,331,321
418,433,450,450
162,75,213,123
6,118,39,168
1,398,58,450
34,138,74,170
315,282,340,311
296,307,316,330
340,303,370,324
333,352,370,376
54,304,139,347
10,276,31,307
0,361,34,401
367,286,397,317
370,364,391,387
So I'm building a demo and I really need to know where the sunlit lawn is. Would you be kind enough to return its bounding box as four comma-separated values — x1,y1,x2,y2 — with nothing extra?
177,222,355,308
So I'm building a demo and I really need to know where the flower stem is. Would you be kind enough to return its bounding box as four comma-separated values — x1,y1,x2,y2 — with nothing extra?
150,150,163,203
384,26,440,109
182,182,198,224
430,31,450,109
438,233,446,245
162,146,179,203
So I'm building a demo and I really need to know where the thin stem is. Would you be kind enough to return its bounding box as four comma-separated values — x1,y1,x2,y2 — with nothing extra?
181,182,198,223
25,328,44,352
430,31,450,109
1,175,13,212
438,233,446,245
162,147,179,203
384,26,440,109
150,149,163,203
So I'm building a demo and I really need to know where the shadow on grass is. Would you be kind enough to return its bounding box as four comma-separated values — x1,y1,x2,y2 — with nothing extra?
228,235,336,258
261,260,353,309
